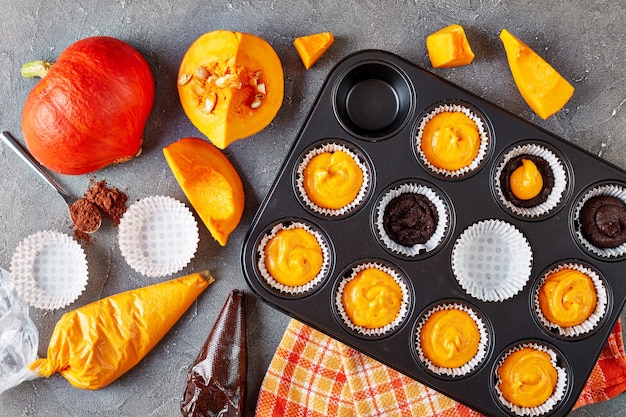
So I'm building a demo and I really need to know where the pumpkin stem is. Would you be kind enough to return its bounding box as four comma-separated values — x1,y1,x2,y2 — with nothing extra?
20,60,54,79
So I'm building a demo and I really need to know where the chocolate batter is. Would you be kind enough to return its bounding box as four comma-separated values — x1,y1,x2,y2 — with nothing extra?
499,154,554,208
580,195,626,248
383,193,438,246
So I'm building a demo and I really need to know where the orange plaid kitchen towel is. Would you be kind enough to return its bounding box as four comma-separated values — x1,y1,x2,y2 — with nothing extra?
255,319,626,417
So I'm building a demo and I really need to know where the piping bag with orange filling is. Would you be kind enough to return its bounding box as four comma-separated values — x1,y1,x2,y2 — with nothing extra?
181,289,247,417
28,270,214,390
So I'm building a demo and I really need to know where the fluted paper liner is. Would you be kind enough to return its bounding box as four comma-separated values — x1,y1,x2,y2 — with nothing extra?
415,103,490,178
10,230,88,310
335,262,410,337
415,302,489,377
534,262,608,337
573,183,626,258
494,143,568,218
257,221,331,295
295,142,371,216
118,195,199,278
375,182,450,257
494,343,568,416
452,219,532,302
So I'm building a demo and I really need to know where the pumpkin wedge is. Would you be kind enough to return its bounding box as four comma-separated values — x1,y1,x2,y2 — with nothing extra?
177,31,284,149
499,29,574,119
163,137,244,246
294,32,335,70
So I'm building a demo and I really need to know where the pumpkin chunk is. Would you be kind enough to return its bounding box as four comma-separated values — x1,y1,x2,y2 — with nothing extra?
163,137,245,246
293,32,335,70
426,24,475,68
499,28,574,119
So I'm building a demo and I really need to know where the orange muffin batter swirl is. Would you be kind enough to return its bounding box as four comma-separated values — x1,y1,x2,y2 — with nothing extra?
341,267,403,329
420,308,480,368
510,159,544,200
264,228,324,287
303,150,364,210
420,111,481,171
497,347,558,408
538,268,597,327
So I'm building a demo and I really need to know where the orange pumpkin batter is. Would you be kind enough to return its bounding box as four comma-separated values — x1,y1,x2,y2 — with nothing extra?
264,228,324,287
420,111,481,171
538,268,597,327
303,150,364,209
341,267,403,329
497,347,558,408
420,308,480,368
510,159,544,200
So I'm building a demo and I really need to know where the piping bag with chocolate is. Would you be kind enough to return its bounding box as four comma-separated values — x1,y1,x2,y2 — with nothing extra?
28,270,214,390
181,289,247,417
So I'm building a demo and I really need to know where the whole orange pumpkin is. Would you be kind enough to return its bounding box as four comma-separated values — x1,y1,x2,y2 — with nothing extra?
21,36,155,175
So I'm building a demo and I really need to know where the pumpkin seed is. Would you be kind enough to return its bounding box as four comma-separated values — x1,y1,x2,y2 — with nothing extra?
196,66,210,80
203,92,217,113
178,73,193,86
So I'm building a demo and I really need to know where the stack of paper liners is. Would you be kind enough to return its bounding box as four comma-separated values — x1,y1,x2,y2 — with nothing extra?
28,270,214,390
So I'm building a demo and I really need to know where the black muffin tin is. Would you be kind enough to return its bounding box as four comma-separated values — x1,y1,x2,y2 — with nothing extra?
242,50,626,417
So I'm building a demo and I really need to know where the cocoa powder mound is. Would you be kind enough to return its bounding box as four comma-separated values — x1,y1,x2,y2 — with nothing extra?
69,198,101,233
85,180,128,225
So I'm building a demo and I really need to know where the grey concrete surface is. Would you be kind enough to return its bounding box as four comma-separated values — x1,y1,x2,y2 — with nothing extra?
0,1,624,416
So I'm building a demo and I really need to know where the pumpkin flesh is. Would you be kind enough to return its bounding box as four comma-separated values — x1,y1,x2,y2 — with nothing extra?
177,31,284,149
163,137,245,246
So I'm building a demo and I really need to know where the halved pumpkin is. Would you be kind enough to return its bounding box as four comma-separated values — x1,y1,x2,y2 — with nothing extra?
499,29,574,119
177,31,284,149
163,137,245,246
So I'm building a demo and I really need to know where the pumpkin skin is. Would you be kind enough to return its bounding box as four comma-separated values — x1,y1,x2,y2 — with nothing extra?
21,36,155,175
177,30,284,149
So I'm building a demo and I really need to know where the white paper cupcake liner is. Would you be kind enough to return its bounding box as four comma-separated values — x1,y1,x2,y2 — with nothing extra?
415,302,489,377
452,219,533,302
494,143,568,218
335,262,410,337
118,195,199,278
10,230,88,310
574,184,626,258
415,103,490,178
534,262,607,337
375,182,450,257
295,142,370,216
257,221,331,295
494,343,568,416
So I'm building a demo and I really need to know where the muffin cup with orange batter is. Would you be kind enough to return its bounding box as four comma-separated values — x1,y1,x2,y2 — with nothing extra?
295,141,371,217
257,220,331,296
415,102,490,179
533,262,608,338
334,261,410,337
414,302,490,378
494,342,568,416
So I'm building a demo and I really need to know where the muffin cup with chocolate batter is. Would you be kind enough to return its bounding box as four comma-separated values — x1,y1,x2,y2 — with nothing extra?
414,301,491,378
532,262,608,338
374,180,452,258
493,142,569,219
573,183,626,259
415,101,491,179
